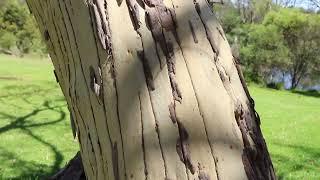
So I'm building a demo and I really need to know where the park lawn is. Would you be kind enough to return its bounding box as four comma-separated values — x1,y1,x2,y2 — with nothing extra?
0,54,78,179
250,85,320,179
0,54,319,179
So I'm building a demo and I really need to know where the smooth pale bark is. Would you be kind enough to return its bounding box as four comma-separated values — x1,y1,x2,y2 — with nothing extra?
27,0,275,179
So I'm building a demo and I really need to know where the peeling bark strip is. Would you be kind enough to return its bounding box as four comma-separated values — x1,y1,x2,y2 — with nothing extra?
176,121,195,174
188,20,198,44
235,101,275,180
145,3,176,57
168,102,177,124
89,0,112,51
138,51,155,90
193,0,219,56
127,0,141,30
191,0,275,179
143,0,182,102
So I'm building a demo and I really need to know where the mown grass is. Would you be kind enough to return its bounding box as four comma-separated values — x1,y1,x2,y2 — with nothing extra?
250,85,320,179
0,54,78,179
0,54,319,179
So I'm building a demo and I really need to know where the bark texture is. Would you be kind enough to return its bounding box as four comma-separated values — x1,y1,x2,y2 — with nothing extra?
27,0,276,179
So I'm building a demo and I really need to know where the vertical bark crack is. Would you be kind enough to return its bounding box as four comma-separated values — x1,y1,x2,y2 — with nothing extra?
147,90,168,178
188,20,198,43
139,94,148,180
176,120,195,174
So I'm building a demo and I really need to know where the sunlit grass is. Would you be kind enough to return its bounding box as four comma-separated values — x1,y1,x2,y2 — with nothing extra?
250,85,320,180
0,54,78,179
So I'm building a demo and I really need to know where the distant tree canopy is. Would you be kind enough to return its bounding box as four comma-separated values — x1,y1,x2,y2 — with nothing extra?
215,0,320,89
0,0,45,55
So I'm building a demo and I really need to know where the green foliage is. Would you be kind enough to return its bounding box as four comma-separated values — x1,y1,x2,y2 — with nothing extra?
240,23,290,83
0,0,46,55
0,31,17,50
217,1,320,88
266,82,284,90
263,8,320,88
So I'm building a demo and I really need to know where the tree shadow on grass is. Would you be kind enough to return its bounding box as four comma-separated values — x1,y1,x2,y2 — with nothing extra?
271,142,320,179
0,146,54,180
0,100,68,179
291,90,320,98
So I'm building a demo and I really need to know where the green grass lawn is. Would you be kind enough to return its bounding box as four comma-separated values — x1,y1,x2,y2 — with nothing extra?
0,54,78,179
250,85,320,179
0,54,319,179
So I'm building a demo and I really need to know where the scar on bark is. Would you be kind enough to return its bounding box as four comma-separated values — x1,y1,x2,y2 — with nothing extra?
44,30,50,41
198,172,211,180
188,20,198,43
89,66,103,101
169,102,177,124
176,121,195,174
137,51,155,90
70,112,77,139
127,0,141,30
198,163,211,180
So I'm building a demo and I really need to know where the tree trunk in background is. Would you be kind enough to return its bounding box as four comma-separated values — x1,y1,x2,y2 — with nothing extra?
26,0,275,179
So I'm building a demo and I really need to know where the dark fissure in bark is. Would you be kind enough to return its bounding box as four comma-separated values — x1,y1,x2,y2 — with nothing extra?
127,0,141,30
54,70,59,83
176,121,196,174
138,50,156,91
138,94,149,179
188,20,198,44
168,102,177,124
112,142,120,180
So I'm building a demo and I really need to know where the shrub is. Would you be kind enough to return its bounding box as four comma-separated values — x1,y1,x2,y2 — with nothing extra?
266,82,284,90
0,31,16,51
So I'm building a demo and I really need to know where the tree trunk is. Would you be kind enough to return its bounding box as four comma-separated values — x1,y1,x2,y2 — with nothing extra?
26,0,275,179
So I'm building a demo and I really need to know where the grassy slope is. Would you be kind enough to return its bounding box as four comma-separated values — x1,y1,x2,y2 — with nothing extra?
0,54,319,179
0,54,78,179
250,85,320,179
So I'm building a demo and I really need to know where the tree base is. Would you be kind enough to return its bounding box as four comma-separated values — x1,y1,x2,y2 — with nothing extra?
49,152,86,180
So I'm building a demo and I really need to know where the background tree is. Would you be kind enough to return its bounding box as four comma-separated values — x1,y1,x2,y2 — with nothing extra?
240,24,289,84
263,8,320,89
0,0,45,55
